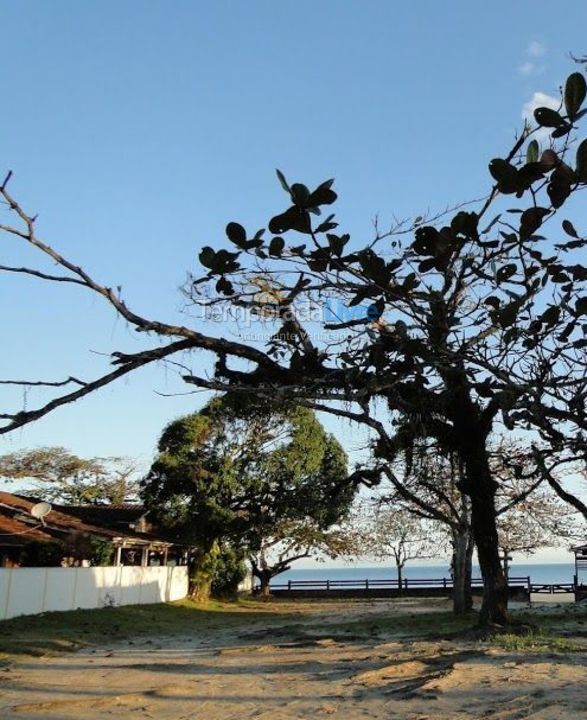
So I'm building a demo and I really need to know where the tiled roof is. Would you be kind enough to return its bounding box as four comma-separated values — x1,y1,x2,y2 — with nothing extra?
55,503,147,530
0,513,53,547
0,492,179,548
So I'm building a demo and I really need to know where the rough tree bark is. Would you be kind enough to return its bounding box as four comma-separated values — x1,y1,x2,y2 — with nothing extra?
189,542,218,603
452,526,474,614
251,561,274,598
464,446,509,626
444,362,509,627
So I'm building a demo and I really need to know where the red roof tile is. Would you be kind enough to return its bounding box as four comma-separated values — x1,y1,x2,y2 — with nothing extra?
0,492,179,548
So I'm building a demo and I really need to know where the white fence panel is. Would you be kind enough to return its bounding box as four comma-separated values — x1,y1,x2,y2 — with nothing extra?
120,566,144,605
98,566,123,607
73,567,100,610
0,570,8,619
43,568,77,613
140,566,166,604
5,569,44,618
0,566,188,620
168,567,188,601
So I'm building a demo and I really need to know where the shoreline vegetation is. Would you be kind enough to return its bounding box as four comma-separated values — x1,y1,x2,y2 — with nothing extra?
1,597,587,718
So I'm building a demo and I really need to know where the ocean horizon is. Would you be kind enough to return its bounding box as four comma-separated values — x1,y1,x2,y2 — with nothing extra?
275,562,578,586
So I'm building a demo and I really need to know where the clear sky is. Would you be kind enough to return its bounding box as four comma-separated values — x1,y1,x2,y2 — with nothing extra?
0,0,586,525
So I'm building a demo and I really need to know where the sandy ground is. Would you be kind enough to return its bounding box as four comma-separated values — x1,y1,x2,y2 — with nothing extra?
1,599,587,720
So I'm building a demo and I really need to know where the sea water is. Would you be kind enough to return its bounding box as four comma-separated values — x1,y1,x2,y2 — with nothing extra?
276,563,577,587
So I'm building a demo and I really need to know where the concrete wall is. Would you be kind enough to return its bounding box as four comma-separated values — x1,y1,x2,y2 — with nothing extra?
0,565,188,620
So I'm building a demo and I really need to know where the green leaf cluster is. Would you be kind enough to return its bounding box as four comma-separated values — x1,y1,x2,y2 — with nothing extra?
141,395,353,556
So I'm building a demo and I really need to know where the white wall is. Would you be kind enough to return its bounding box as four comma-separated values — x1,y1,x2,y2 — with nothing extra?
238,571,253,593
0,565,188,620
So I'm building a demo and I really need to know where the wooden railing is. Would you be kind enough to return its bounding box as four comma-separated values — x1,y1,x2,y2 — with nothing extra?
266,576,533,592
262,577,580,595
529,582,575,594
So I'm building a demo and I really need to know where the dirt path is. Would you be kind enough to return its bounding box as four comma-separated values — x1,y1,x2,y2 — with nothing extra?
1,600,587,720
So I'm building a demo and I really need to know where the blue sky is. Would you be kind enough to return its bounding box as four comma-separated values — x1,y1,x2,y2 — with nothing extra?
0,0,586,502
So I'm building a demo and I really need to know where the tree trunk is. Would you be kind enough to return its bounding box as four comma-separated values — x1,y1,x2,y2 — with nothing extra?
189,542,218,603
190,559,213,602
259,571,272,598
452,526,473,614
501,547,511,582
440,354,508,626
251,557,274,598
396,561,403,596
465,449,510,627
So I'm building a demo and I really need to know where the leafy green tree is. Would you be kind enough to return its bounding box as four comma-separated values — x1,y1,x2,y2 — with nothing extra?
211,542,248,598
141,395,354,601
0,447,139,506
0,68,586,626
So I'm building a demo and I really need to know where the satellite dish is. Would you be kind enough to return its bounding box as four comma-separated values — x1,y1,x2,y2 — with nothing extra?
30,502,52,525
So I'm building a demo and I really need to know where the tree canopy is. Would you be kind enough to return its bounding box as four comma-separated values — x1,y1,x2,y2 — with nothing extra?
141,395,354,598
0,446,139,506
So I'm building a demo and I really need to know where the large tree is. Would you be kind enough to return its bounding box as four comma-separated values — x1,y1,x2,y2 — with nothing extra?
0,68,586,625
141,395,354,601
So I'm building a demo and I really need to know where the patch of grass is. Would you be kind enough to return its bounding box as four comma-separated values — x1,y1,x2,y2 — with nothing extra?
512,605,587,636
524,606,587,621
488,630,580,653
0,597,300,663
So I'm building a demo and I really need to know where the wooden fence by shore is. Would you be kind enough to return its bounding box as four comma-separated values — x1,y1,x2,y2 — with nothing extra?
260,576,579,600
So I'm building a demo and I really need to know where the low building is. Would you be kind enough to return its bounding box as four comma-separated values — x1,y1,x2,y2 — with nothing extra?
573,543,587,602
0,491,186,568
